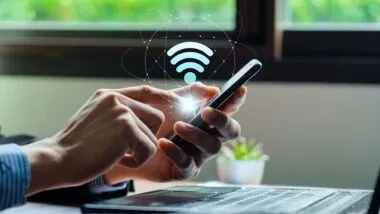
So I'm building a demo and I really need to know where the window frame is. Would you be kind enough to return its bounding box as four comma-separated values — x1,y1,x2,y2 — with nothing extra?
282,30,380,58
277,0,380,84
3,0,379,84
279,0,380,58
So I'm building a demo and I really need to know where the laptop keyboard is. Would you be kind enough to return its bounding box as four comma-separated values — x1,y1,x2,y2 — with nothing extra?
99,186,371,214
176,187,369,214
180,187,334,213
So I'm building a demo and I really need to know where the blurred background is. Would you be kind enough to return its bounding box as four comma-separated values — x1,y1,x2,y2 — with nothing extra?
0,0,379,189
0,0,379,25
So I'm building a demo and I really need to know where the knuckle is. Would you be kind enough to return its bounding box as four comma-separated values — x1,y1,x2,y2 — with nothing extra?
152,109,165,125
113,106,131,115
95,88,108,96
102,92,119,106
115,112,134,129
140,85,154,95
190,82,203,90
167,91,177,99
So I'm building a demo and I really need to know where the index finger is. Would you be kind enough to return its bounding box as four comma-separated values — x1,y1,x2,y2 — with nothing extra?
113,85,180,106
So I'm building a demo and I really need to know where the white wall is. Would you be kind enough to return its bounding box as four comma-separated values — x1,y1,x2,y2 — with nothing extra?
1,76,379,189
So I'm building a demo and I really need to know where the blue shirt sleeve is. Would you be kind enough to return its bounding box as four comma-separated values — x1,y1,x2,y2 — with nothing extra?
0,144,31,210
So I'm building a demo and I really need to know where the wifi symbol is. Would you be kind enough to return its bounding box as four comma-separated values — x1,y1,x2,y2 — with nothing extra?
167,42,214,84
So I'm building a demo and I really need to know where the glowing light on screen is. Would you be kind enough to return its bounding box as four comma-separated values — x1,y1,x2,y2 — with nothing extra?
179,96,199,114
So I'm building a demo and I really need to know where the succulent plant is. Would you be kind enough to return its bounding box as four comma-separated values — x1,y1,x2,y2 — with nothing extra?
220,137,269,161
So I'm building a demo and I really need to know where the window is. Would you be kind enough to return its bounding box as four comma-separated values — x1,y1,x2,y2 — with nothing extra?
0,0,241,45
282,0,380,30
0,0,236,31
280,0,380,58
0,0,272,81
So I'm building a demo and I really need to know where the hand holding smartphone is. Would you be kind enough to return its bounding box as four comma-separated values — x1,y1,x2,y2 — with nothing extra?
171,59,262,154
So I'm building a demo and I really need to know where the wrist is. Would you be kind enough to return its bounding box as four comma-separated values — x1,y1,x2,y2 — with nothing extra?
22,137,65,195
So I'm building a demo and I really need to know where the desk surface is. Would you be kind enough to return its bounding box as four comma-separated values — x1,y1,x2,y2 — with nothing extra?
2,180,197,214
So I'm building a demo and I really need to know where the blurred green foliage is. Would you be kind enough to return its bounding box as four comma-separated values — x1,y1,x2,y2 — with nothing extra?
0,0,235,23
289,0,380,23
0,0,378,26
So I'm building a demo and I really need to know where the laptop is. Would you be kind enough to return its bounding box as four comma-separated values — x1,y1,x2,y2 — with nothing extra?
81,167,380,214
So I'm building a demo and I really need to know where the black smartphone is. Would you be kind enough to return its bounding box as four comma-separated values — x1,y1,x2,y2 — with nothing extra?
171,59,262,154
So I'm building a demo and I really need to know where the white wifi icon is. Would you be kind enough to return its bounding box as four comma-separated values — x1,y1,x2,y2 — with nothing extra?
167,42,214,84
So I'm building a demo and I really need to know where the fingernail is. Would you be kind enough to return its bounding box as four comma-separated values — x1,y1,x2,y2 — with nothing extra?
178,121,192,130
158,138,171,147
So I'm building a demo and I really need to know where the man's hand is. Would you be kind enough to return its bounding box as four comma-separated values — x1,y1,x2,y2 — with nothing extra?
22,86,178,195
106,83,247,183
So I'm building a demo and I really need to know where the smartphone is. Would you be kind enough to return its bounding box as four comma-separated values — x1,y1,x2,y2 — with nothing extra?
171,59,262,154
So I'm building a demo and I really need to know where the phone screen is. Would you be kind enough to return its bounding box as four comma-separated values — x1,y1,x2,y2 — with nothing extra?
171,59,262,153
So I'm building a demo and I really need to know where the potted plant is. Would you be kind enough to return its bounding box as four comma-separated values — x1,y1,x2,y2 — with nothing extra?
216,137,269,185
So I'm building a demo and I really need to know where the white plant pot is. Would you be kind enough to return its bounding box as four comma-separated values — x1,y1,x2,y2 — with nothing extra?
216,157,265,185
